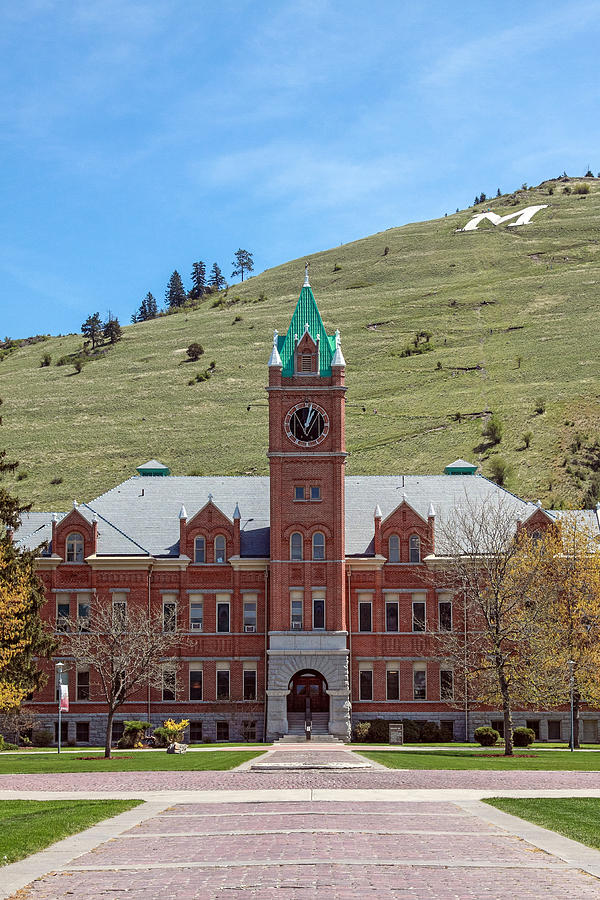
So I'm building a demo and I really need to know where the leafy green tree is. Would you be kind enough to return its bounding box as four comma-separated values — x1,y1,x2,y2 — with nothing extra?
103,317,122,344
81,313,103,349
0,400,56,710
165,271,187,309
482,413,503,445
132,293,158,323
231,249,254,282
186,343,204,361
190,262,207,300
210,263,226,290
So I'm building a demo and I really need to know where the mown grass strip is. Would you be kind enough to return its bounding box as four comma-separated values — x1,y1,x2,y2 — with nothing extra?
356,749,600,770
0,749,264,774
484,798,600,849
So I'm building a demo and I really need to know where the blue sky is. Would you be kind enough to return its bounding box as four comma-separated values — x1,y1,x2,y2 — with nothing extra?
1,0,599,337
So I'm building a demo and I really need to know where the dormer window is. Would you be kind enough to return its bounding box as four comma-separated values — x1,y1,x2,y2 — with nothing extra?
194,536,206,564
409,534,421,563
214,535,226,564
388,534,400,563
66,532,84,563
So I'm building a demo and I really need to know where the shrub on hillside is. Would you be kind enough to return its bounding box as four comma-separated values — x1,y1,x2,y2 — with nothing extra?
573,183,590,194
186,342,204,361
523,430,533,449
513,727,535,747
482,414,503,445
40,353,51,367
534,397,546,415
489,456,510,486
474,726,500,747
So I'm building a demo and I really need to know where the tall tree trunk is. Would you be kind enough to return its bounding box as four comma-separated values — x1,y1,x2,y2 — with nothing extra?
105,709,115,759
498,669,514,756
573,691,581,749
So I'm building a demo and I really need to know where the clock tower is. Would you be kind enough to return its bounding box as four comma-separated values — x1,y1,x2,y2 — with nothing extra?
265,266,350,740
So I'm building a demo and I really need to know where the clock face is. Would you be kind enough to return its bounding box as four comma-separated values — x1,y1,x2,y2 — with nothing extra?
284,402,329,447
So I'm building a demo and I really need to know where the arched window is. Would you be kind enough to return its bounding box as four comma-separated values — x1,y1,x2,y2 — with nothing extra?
312,532,325,560
290,532,303,561
409,534,421,563
66,532,84,563
194,536,205,563
388,534,400,563
214,535,226,564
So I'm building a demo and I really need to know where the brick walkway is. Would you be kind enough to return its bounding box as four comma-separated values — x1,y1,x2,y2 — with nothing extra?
16,800,600,899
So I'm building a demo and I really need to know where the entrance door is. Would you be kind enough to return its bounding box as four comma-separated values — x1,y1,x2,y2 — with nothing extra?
287,671,329,714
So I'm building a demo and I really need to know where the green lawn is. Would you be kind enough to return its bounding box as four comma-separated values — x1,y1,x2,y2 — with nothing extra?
0,799,141,865
356,749,600,770
0,749,264,774
484,798,600,849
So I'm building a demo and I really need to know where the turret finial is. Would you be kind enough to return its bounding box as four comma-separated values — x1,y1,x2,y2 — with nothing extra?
304,261,310,287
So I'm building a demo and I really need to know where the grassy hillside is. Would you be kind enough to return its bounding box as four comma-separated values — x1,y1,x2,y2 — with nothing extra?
2,177,600,511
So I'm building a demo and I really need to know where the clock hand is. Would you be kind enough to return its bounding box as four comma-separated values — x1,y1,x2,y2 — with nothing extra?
304,404,315,431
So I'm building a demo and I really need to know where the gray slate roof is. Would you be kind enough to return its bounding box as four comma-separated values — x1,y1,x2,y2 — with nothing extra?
14,474,599,559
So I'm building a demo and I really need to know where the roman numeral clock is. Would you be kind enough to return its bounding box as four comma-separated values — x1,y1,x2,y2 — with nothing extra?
284,402,330,447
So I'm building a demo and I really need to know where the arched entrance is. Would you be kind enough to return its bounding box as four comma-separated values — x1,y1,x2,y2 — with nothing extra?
287,670,329,715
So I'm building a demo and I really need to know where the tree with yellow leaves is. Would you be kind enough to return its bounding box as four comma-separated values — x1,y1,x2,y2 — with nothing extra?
533,515,600,747
0,399,56,715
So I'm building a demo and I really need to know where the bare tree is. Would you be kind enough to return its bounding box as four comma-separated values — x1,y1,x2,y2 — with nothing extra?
0,705,40,745
63,597,181,757
432,497,552,755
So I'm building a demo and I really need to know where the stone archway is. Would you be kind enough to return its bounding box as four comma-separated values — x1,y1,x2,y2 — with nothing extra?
287,669,330,715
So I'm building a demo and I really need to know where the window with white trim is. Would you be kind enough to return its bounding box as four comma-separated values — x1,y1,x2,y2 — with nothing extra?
243,595,257,632
66,532,84,562
290,590,303,630
438,594,452,631
189,594,203,631
294,486,305,501
56,598,70,632
162,666,176,701
358,593,372,632
216,662,230,700
312,532,325,560
412,593,426,632
413,664,426,700
162,595,177,632
440,669,454,700
76,667,90,701
112,592,127,631
214,535,226,564
312,591,325,630
243,663,257,700
194,536,205,563
290,532,303,560
216,594,230,633
359,665,373,700
388,534,400,563
386,663,400,700
409,534,421,563
77,593,90,631
310,486,321,501
189,664,203,700
385,595,399,632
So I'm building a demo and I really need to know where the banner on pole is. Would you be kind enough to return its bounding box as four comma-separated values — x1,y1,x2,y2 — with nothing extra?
59,683,69,712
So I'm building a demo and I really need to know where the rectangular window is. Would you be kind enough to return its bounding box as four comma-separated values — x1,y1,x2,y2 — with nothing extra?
242,720,256,741
294,486,305,501
548,720,561,741
57,599,70,632
111,720,125,742
190,721,203,742
216,721,229,742
76,722,90,743
216,597,230,633
189,595,203,631
243,668,257,700
310,486,321,501
313,594,325,630
291,591,303,630
386,668,400,701
163,597,177,633
243,596,257,632
216,666,230,700
491,719,505,738
77,594,90,631
385,598,399,632
189,667,203,701
76,669,90,701
112,593,127,631
162,668,176,701
358,601,372,632
359,669,373,701
413,665,426,700
440,669,454,700
438,595,452,631
526,719,540,739
194,537,205,563
412,600,426,632
54,721,69,743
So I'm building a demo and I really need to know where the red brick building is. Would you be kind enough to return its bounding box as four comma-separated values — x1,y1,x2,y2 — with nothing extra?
15,272,600,744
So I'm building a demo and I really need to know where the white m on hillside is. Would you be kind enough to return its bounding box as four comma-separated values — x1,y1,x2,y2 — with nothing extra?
458,205,548,232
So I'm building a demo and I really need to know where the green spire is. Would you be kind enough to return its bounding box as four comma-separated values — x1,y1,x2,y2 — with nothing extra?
278,266,336,376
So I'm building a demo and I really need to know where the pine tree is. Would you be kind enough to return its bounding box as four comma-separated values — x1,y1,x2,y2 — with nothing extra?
132,293,158,323
210,263,226,291
190,262,207,300
496,188,501,197
0,400,56,710
81,312,103,349
231,249,254,282
165,271,187,309
103,317,122,344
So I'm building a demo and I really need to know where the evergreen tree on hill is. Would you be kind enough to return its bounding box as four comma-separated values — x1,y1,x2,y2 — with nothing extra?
132,293,158,323
190,262,207,300
210,263,226,290
165,271,187,309
104,317,122,344
81,312,103,349
231,249,254,282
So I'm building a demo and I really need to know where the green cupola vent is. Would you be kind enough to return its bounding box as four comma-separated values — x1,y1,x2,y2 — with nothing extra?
136,459,171,477
444,458,478,475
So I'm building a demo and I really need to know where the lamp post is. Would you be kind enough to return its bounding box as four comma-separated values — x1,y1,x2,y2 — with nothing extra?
56,662,64,754
569,659,575,752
